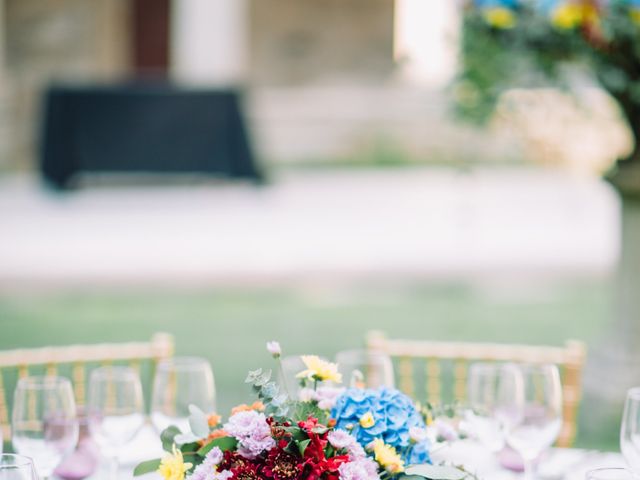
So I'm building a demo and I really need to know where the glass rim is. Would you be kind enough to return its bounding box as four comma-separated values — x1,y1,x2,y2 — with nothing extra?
0,453,35,468
504,362,560,372
16,375,72,390
157,356,211,371
468,362,501,373
586,467,639,479
90,365,139,379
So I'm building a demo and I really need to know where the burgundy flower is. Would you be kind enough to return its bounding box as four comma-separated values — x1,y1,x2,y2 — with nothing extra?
231,462,261,480
263,445,301,480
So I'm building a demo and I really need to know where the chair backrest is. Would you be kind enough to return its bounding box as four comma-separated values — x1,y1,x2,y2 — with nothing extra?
0,332,174,442
366,331,586,448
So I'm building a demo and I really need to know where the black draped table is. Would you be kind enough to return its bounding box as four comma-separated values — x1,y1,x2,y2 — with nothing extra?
40,83,261,189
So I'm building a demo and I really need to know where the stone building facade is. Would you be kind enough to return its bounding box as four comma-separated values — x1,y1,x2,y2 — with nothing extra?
0,0,527,173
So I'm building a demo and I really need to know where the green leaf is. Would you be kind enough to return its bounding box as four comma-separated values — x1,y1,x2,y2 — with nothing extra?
255,370,272,387
133,459,161,476
404,465,468,480
297,438,311,456
197,436,239,456
261,382,279,399
160,426,181,452
245,369,263,383
188,404,210,438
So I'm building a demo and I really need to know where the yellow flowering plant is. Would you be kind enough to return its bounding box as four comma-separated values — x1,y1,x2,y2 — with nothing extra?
458,0,640,175
296,355,343,384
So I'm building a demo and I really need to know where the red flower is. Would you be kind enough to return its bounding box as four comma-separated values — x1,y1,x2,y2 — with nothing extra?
298,419,350,480
219,451,251,472
231,462,261,480
263,442,302,480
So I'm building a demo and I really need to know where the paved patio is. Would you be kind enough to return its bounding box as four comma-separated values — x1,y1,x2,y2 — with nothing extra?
0,167,620,288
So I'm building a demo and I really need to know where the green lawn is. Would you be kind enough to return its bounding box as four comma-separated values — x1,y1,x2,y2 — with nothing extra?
0,279,618,449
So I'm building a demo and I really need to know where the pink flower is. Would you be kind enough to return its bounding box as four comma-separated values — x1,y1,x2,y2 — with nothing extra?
316,386,345,410
188,447,225,480
338,458,380,480
224,410,275,459
328,429,356,449
328,429,366,459
266,341,281,358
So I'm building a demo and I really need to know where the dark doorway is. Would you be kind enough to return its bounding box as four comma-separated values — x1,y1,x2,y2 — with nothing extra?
131,0,171,77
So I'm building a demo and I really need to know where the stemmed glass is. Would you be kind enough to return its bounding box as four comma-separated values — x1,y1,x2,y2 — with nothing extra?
0,454,39,480
586,468,640,479
504,364,563,480
621,387,640,473
87,366,144,480
151,357,216,433
11,376,79,480
335,350,394,389
465,362,520,453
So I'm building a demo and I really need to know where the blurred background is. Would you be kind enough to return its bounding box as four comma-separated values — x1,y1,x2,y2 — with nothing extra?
0,0,637,452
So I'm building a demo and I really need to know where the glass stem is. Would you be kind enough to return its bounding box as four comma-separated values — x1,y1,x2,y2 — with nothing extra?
523,458,535,480
108,455,119,480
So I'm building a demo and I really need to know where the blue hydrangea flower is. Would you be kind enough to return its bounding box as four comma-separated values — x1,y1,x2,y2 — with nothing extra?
330,387,426,450
474,0,518,8
407,440,431,465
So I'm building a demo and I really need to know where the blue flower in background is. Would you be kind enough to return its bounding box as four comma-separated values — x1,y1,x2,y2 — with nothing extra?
330,387,426,450
407,440,431,465
474,0,519,8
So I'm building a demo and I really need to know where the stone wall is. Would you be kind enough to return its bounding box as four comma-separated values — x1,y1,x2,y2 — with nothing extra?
249,0,396,86
2,0,130,171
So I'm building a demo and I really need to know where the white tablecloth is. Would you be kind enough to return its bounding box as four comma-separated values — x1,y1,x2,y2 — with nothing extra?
431,440,626,480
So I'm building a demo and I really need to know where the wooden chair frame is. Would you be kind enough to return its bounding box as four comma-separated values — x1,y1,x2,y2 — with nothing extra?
366,331,586,448
0,332,174,441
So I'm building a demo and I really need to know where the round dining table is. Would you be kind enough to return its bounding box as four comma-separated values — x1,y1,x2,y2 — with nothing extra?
98,426,626,480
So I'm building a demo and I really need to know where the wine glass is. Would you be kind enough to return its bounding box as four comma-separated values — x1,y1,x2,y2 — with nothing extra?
335,350,394,389
0,454,39,480
465,362,520,453
504,363,563,480
586,468,640,479
87,366,144,480
621,387,640,473
151,357,215,433
11,376,79,479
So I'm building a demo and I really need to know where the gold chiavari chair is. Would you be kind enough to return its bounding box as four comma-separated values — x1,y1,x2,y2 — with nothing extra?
366,330,586,448
0,333,174,443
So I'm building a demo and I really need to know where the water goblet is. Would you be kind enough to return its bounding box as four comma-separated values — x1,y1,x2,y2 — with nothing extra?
151,357,215,433
504,363,563,480
11,376,79,480
0,454,39,480
335,349,394,389
621,387,640,473
87,366,144,480
466,362,519,453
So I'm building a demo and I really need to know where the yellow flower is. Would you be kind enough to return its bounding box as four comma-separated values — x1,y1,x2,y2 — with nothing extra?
359,412,375,428
425,410,434,427
551,3,599,29
372,439,405,473
158,445,193,480
630,8,640,25
296,355,342,383
482,7,516,29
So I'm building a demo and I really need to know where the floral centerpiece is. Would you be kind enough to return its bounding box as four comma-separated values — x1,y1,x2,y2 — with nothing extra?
134,343,474,480
457,0,640,178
